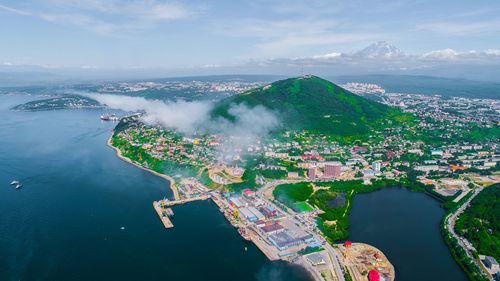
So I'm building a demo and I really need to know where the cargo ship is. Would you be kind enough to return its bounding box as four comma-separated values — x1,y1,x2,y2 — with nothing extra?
100,114,120,121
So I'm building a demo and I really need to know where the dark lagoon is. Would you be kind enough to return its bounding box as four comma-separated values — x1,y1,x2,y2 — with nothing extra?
348,187,468,281
0,95,312,281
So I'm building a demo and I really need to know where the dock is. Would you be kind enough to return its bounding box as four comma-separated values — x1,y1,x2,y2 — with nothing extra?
153,195,210,229
153,201,173,229
161,195,210,207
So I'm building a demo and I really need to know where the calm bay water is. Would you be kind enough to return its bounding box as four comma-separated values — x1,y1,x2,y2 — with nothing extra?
0,95,311,281
349,187,468,281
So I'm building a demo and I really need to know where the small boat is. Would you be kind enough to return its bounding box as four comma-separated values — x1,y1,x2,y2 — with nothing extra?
10,180,19,185
15,184,22,189
120,226,125,230
244,247,247,251
165,208,174,217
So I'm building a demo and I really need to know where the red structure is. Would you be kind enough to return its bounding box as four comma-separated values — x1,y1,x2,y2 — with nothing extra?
368,270,380,281
324,163,341,178
385,150,396,159
343,241,352,248
243,189,256,198
307,167,316,179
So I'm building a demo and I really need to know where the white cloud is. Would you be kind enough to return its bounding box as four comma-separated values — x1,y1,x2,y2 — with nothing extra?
253,42,500,73
86,93,278,162
0,1,192,34
211,18,383,58
421,48,500,62
0,4,31,15
89,94,211,133
421,48,458,60
312,52,342,59
46,0,191,21
255,33,381,57
147,3,189,20
484,49,500,56
416,21,500,36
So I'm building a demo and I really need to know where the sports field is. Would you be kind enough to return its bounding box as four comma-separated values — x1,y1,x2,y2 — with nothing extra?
293,201,314,212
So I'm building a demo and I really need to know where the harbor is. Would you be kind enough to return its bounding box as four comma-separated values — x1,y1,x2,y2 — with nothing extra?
152,177,212,228
108,132,395,281
152,201,173,228
152,196,210,229
150,175,396,281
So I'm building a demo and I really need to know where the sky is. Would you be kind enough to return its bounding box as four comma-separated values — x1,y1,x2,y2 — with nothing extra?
0,0,500,79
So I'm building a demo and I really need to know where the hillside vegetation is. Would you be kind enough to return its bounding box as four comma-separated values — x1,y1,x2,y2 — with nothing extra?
455,184,499,261
272,179,405,241
212,75,410,140
12,94,102,111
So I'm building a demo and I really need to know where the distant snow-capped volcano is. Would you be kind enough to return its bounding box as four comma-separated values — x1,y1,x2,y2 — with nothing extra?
354,41,406,58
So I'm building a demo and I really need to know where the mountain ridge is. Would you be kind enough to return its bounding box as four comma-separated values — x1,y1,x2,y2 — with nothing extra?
211,75,409,139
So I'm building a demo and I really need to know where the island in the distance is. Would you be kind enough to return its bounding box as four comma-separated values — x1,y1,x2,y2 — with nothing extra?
12,95,102,111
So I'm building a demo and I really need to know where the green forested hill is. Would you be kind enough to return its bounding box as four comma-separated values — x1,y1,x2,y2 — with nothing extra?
456,184,500,260
211,75,409,138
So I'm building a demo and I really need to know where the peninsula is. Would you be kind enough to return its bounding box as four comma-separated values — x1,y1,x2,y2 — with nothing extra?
108,75,499,281
12,94,103,111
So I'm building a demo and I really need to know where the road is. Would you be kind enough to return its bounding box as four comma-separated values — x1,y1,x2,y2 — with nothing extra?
445,185,492,280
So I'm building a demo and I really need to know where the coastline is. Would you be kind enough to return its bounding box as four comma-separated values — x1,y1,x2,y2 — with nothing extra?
107,134,180,200
106,134,399,281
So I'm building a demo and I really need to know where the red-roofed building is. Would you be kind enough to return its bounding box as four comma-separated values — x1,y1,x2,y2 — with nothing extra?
368,270,380,281
385,150,396,159
301,152,325,162
260,222,284,234
352,146,368,154
243,189,256,198
308,167,316,179
344,241,352,248
450,165,467,172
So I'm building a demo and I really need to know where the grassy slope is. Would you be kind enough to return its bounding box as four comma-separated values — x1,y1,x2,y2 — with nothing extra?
212,76,410,139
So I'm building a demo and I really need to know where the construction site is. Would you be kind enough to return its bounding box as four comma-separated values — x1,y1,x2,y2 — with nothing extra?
339,242,395,281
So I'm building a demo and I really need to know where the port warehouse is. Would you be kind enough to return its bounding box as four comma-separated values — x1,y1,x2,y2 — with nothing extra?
239,207,265,222
155,181,323,261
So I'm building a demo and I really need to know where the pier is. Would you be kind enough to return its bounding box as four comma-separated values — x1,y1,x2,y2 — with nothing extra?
161,195,210,207
153,201,173,228
153,195,210,229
